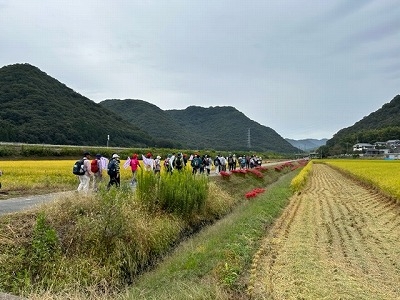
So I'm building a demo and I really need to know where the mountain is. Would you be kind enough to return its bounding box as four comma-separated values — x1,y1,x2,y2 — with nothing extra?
100,99,187,149
285,138,328,151
100,99,299,153
325,95,400,155
0,63,298,153
0,63,154,147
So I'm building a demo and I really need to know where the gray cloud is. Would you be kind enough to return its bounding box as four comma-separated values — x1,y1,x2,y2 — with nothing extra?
0,0,399,140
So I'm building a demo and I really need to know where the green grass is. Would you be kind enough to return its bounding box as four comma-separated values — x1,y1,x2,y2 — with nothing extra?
0,164,300,299
120,171,298,300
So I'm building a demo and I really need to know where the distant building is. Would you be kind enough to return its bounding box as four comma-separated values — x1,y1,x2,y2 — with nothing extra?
374,141,387,148
353,143,374,152
364,149,387,156
386,140,400,149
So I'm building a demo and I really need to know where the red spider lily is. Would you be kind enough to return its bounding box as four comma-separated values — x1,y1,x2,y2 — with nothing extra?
231,169,247,175
245,187,266,199
245,191,257,198
255,166,268,173
219,171,231,178
247,168,263,178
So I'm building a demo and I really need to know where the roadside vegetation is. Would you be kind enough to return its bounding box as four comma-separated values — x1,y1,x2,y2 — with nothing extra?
0,160,305,299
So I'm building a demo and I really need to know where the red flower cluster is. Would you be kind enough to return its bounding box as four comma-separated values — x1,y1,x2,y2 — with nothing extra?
255,166,268,173
273,160,310,172
219,171,231,178
247,168,263,178
231,169,247,175
245,188,266,199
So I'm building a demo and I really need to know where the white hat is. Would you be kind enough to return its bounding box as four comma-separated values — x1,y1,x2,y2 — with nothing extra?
112,154,120,158
157,155,161,159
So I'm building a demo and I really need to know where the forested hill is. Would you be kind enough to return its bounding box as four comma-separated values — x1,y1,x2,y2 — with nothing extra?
0,63,298,153
0,63,154,147
100,99,298,153
324,95,400,155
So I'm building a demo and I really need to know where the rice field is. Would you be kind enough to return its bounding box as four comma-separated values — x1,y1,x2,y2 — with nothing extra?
322,159,400,202
0,159,137,196
249,162,400,299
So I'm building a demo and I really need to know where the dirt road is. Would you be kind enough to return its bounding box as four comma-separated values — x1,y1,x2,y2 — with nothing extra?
249,163,400,300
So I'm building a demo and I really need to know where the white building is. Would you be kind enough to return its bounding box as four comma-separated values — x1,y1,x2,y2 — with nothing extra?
353,143,374,152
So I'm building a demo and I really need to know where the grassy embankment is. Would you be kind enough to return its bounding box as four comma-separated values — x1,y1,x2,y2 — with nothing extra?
0,161,305,299
121,170,299,300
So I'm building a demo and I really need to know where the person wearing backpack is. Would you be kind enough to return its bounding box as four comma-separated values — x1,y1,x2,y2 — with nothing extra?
203,155,212,175
191,154,202,174
174,153,185,172
91,154,103,192
154,155,162,175
214,155,221,174
76,151,92,192
227,154,233,171
164,155,171,174
107,153,120,190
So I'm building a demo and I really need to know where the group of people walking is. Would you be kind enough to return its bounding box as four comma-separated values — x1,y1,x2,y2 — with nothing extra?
75,152,121,192
75,151,263,192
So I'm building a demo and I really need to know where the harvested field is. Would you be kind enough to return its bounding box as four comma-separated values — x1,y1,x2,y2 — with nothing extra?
249,163,400,300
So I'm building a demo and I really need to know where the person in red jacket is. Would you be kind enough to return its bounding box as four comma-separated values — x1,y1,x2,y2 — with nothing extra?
129,153,141,185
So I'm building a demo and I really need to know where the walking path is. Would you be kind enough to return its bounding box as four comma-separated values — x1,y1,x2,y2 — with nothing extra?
0,160,293,216
0,191,73,215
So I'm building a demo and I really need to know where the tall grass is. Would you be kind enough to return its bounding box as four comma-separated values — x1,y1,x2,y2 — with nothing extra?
136,169,208,218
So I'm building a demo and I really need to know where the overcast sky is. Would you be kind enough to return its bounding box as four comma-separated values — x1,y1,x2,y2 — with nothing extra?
1,1,399,140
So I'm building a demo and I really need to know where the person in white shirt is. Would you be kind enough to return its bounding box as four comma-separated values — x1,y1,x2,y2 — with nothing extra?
77,152,92,192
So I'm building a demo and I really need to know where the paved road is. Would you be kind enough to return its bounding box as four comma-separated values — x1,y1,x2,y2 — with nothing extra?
0,191,73,215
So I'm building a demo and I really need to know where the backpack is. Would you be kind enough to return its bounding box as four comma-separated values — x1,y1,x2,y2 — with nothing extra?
175,157,183,168
164,158,170,167
72,159,85,175
214,158,220,166
203,158,209,166
155,159,161,171
194,159,199,167
107,160,117,176
91,159,99,173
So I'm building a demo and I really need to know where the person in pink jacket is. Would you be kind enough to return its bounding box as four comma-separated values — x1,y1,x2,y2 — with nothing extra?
129,153,141,184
